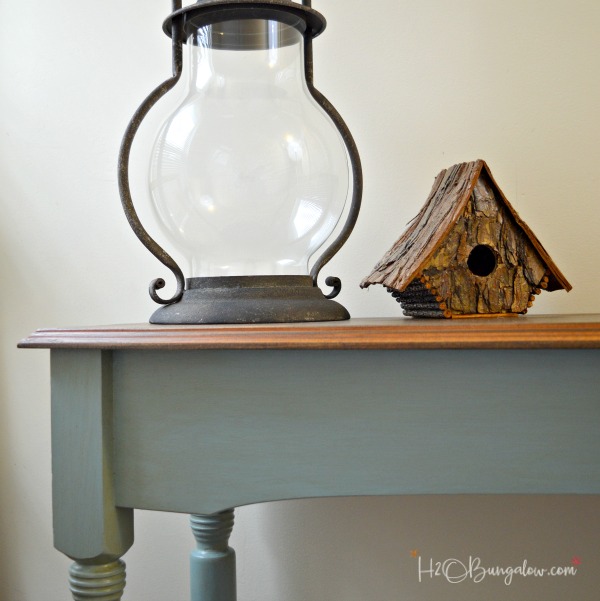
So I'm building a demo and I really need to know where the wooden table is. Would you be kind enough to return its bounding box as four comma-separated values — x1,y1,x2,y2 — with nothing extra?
19,315,600,600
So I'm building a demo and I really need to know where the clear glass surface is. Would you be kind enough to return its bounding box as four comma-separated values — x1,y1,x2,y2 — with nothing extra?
149,20,349,277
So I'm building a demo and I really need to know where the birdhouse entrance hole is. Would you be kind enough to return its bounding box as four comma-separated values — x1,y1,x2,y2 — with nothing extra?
467,245,497,277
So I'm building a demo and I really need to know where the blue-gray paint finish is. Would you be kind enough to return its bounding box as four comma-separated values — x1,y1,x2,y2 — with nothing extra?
111,349,600,514
50,350,134,561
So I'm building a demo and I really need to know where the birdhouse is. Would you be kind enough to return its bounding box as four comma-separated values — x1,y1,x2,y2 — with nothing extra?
361,160,571,318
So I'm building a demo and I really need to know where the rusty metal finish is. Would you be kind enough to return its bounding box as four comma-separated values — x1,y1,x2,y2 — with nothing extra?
323,276,342,299
120,0,361,313
306,43,363,299
162,0,326,40
149,275,349,324
118,1,185,305
161,0,362,302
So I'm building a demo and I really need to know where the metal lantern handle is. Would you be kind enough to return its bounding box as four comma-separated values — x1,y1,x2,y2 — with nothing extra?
304,35,363,299
117,1,186,305
307,84,362,297
119,0,362,306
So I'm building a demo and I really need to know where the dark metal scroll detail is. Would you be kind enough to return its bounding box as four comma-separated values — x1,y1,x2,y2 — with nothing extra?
122,0,357,307
324,276,342,299
117,1,185,306
151,275,349,323
304,36,363,299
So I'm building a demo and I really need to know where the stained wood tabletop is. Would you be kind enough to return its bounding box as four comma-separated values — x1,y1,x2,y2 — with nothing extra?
18,314,600,350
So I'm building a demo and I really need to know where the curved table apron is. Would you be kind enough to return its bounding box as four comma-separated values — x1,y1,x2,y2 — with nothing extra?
19,315,600,601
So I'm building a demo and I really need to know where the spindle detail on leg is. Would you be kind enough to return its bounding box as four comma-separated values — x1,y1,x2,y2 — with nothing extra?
68,560,126,601
190,509,236,601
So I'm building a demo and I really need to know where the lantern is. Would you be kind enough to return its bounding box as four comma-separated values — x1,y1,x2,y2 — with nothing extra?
118,0,362,323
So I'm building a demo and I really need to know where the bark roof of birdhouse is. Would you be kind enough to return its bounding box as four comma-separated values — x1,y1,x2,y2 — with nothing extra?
360,159,572,293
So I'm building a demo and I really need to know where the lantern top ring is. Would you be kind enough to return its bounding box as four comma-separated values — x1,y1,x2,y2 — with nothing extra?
163,0,326,41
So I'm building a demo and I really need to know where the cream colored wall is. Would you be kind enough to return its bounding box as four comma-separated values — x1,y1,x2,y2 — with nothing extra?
1,1,599,599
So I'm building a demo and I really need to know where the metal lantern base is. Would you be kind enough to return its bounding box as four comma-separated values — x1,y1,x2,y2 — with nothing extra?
149,276,350,324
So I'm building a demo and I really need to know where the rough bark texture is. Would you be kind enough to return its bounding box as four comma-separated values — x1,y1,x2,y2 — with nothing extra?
421,172,547,315
361,160,572,304
360,162,479,293
386,280,449,318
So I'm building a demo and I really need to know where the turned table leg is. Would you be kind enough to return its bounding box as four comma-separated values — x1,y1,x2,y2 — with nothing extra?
51,350,134,601
68,560,126,600
190,509,236,601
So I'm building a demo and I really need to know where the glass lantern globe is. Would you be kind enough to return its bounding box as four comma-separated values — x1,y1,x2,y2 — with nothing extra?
118,0,362,324
149,19,349,279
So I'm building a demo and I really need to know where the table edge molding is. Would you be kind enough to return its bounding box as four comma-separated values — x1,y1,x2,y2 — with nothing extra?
17,314,600,350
